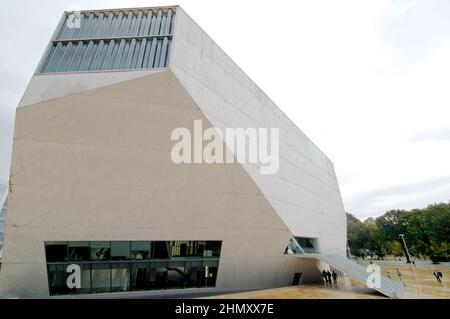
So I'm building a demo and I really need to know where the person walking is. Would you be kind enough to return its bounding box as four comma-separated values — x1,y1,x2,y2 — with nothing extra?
332,270,338,285
433,269,442,284
396,268,402,281
321,269,328,285
437,269,443,282
326,270,332,284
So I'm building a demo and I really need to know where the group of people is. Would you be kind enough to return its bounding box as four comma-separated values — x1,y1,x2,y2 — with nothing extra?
433,269,443,284
387,267,445,286
321,269,338,285
386,268,403,282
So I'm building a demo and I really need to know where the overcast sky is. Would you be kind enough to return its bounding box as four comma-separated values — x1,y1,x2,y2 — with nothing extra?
1,0,449,220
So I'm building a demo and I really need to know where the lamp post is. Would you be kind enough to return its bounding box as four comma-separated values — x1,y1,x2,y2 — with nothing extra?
399,234,421,296
346,237,352,260
399,234,411,263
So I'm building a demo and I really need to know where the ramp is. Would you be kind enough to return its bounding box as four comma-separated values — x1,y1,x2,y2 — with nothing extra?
311,253,406,298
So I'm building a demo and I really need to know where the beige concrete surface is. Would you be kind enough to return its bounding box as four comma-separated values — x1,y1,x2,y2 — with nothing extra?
207,264,450,299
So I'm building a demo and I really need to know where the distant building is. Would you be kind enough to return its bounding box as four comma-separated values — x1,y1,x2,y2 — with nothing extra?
0,6,347,297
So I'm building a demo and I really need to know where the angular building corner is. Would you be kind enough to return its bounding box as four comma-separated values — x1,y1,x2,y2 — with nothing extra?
0,5,355,298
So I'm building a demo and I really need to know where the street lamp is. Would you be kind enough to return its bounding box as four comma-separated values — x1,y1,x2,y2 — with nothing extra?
346,237,353,260
399,234,411,263
399,233,421,296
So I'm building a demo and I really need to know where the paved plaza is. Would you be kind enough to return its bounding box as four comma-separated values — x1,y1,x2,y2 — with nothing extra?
206,263,450,299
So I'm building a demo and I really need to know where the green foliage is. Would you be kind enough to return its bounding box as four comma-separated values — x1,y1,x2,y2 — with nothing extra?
347,202,450,259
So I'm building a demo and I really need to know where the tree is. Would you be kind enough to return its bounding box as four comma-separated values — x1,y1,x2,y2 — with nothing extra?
423,203,450,258
347,213,368,257
347,203,450,262
389,240,404,258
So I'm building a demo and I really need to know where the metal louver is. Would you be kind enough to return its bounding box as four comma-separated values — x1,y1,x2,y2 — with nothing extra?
41,7,175,73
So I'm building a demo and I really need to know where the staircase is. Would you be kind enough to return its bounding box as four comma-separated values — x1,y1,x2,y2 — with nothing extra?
312,253,406,298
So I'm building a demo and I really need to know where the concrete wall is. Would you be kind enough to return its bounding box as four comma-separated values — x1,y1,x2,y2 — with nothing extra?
171,8,346,255
18,69,163,108
0,70,317,297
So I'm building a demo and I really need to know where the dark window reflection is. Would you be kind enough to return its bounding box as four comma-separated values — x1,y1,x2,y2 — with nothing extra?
111,241,130,260
152,241,169,259
45,240,222,295
131,241,151,260
68,242,90,261
90,241,110,261
45,242,68,262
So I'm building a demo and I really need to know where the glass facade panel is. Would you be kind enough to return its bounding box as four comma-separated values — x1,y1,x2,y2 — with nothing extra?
111,241,130,260
45,242,68,262
45,240,222,295
184,265,202,288
68,241,90,261
47,263,91,295
154,264,169,289
204,241,222,257
47,263,70,295
152,241,169,259
284,238,304,255
91,263,111,293
111,263,130,292
131,241,151,260
202,266,218,287
130,263,157,291
90,241,110,261
171,241,199,257
167,266,184,289
284,237,320,255
295,237,319,253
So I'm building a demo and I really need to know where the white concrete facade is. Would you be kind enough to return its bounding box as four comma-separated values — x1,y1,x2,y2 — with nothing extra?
0,6,346,297
171,8,346,254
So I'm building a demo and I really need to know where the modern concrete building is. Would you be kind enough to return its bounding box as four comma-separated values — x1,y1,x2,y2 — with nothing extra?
1,5,403,298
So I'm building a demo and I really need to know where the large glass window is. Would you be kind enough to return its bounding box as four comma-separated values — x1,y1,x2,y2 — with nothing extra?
45,242,68,262
204,241,222,257
154,263,169,289
111,241,130,260
284,238,304,255
184,261,203,288
170,241,221,258
152,241,169,259
202,266,218,287
166,260,185,289
47,263,91,295
111,263,130,292
91,263,111,293
130,263,157,291
284,237,319,255
47,263,70,295
295,237,319,253
201,260,219,287
45,240,222,295
68,241,90,261
90,241,110,261
131,241,151,260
